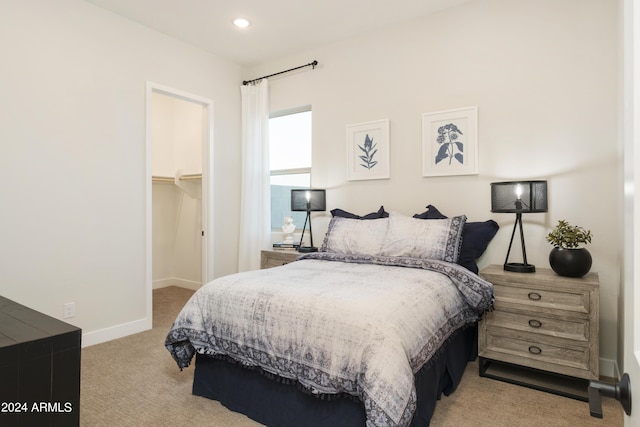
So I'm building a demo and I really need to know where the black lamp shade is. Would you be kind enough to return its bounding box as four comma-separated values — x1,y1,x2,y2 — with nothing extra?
291,189,326,212
491,181,548,213
490,180,548,273
291,189,326,253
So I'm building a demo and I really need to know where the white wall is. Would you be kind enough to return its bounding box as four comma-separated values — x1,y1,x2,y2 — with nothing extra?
152,183,179,283
0,0,621,373
151,92,204,177
0,0,242,345
152,182,202,290
248,0,621,375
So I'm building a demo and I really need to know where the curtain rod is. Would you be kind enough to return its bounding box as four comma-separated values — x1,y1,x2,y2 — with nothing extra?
242,60,318,85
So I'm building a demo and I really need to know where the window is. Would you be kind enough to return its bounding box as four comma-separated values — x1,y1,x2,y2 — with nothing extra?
269,107,311,230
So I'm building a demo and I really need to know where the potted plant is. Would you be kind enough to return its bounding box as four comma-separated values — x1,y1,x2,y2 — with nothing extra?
546,220,593,277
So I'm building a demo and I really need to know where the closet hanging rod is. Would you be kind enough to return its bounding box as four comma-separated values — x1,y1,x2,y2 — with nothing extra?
242,60,318,85
152,176,174,182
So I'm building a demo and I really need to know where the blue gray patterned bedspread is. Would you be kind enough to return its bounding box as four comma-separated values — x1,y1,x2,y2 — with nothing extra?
165,253,493,427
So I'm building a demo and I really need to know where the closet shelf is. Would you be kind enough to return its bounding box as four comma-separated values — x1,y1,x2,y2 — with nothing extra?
152,171,202,199
178,174,202,181
152,174,202,182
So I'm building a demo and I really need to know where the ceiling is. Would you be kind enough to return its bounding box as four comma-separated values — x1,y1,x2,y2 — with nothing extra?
86,0,471,67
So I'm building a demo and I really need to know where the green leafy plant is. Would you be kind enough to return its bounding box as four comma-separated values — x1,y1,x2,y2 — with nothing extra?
546,220,592,249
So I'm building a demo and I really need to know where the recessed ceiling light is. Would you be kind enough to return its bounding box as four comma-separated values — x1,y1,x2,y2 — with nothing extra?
233,18,251,28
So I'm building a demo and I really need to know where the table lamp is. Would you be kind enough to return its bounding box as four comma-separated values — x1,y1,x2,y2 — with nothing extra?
291,189,326,252
490,181,548,272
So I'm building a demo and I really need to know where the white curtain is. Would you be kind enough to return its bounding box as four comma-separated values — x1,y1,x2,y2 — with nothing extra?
238,79,271,271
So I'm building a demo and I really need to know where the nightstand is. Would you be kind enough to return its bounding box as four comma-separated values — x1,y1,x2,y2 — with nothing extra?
478,264,599,401
260,250,300,269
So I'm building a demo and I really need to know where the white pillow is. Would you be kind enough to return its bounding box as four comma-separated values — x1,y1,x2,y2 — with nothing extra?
320,217,389,256
379,211,466,263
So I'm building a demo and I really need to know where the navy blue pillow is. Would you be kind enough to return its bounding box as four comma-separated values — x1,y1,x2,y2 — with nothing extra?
413,204,499,274
331,205,389,219
413,204,447,220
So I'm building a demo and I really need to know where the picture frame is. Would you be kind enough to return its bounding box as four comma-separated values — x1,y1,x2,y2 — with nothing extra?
422,106,478,177
346,119,390,181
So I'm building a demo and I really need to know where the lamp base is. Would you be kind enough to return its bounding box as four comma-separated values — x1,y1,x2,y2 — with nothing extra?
298,246,318,253
504,262,536,273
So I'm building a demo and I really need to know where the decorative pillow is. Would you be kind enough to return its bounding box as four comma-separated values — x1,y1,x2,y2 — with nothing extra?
412,204,447,220
330,205,389,220
320,216,389,255
379,211,466,263
413,204,499,273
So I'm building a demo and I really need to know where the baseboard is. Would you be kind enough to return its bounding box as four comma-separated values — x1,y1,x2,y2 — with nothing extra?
153,277,176,289
82,279,199,347
599,357,619,381
81,317,151,348
153,277,202,290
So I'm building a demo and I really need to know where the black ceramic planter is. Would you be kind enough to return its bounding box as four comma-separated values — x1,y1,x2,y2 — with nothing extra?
549,247,592,277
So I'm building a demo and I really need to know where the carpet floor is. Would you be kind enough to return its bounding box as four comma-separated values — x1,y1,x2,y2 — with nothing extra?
80,286,623,426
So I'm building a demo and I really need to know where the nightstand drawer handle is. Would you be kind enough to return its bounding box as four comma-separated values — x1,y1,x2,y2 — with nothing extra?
528,346,542,355
528,319,542,328
527,292,542,301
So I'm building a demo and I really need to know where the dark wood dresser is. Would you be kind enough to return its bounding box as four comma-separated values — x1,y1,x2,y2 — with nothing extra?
0,296,81,426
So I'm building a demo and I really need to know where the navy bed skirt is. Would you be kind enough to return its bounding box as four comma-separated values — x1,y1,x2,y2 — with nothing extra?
192,322,477,426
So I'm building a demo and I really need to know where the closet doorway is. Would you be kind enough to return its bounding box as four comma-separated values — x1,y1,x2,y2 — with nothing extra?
146,82,214,322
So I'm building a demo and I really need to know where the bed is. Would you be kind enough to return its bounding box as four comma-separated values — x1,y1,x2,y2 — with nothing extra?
166,208,497,427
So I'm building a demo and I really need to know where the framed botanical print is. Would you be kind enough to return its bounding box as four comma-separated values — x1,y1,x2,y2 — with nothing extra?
422,107,478,177
346,119,390,181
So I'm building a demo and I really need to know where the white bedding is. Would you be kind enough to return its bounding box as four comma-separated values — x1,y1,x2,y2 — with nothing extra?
165,253,493,427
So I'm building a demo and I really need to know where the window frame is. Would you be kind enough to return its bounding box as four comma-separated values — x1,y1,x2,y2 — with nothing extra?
269,105,312,177
269,106,312,231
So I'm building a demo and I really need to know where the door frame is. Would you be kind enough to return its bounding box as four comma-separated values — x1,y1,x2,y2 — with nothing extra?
145,82,215,325
623,0,639,424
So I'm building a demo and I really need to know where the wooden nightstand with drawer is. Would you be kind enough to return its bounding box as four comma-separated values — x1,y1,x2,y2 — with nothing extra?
478,264,599,400
260,250,300,269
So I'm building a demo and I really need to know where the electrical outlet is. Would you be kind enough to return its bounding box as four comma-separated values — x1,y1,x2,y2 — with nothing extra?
63,302,76,319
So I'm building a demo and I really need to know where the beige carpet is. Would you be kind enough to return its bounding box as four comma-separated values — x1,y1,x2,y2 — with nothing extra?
80,286,623,426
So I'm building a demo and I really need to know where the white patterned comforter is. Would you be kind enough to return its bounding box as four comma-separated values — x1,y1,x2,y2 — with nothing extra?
165,253,493,427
